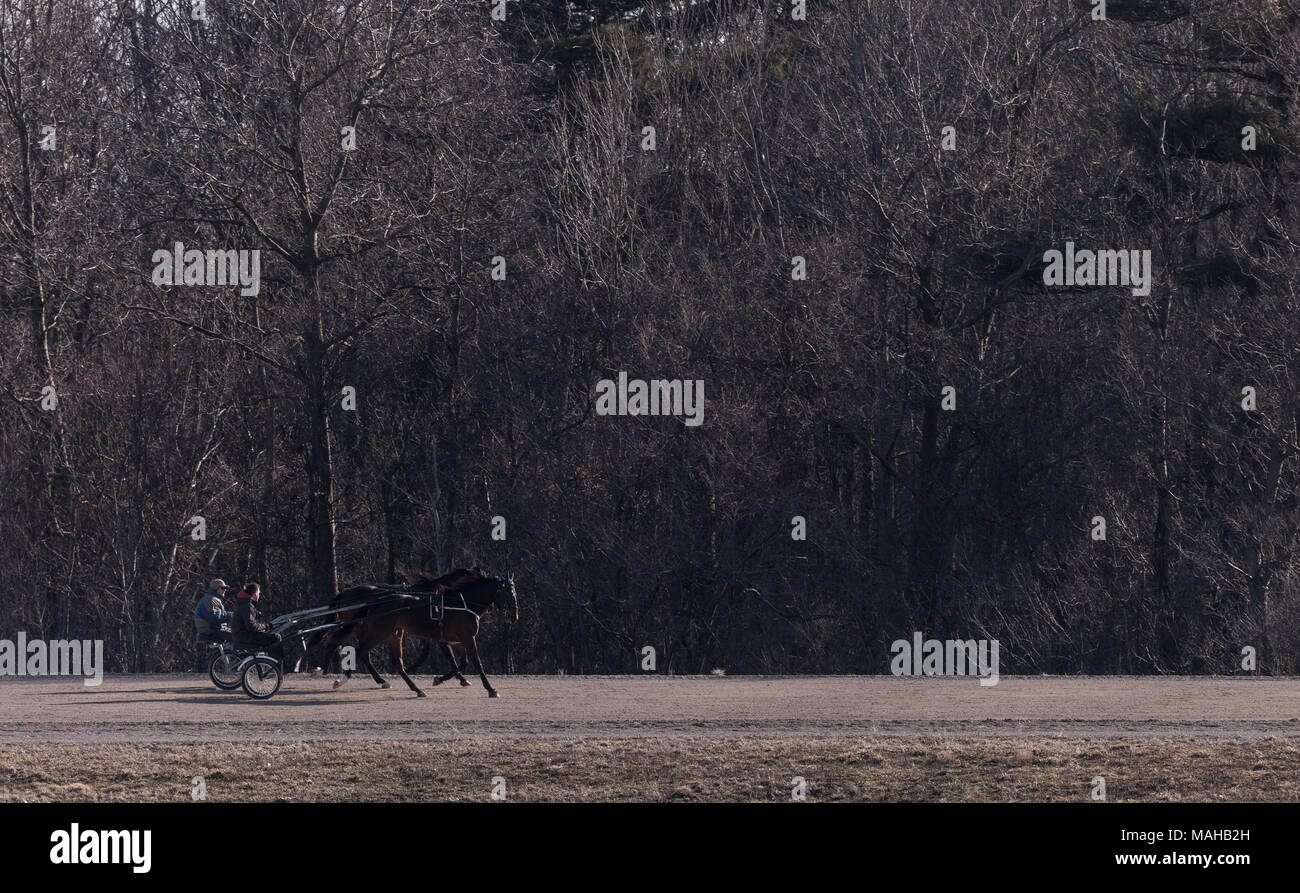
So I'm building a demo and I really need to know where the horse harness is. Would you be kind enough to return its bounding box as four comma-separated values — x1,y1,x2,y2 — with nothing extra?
432,591,480,623
431,576,510,623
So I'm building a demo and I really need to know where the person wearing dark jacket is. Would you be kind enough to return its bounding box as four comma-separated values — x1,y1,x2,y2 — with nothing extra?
232,583,283,660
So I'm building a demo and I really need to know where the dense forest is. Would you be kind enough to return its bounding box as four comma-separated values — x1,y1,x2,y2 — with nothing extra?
1,0,1298,675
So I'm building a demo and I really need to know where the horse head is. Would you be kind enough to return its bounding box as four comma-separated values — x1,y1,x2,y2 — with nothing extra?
410,567,517,622
459,570,518,622
495,573,519,623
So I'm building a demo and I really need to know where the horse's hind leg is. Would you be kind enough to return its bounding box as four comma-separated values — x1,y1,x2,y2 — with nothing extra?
360,643,389,688
306,635,327,676
390,631,425,697
290,636,316,674
320,630,354,689
464,636,498,698
316,626,362,688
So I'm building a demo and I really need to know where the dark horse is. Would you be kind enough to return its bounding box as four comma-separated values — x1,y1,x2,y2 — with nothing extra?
308,567,519,698
297,568,476,684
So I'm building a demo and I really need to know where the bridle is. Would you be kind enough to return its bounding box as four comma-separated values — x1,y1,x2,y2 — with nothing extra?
494,575,518,613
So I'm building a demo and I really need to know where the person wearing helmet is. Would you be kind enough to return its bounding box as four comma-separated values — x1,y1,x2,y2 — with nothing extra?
231,583,283,661
194,578,234,637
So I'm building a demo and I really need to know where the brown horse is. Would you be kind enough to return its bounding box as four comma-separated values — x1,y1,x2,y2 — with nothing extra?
298,568,477,683
316,568,519,698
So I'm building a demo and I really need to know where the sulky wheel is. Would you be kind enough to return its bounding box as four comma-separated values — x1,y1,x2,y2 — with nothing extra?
209,651,243,690
241,656,283,699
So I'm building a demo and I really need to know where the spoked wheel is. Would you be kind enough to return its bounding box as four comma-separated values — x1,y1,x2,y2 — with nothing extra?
209,651,243,690
241,657,282,700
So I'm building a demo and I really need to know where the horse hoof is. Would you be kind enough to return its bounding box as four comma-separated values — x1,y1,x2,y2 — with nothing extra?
432,678,443,686
416,691,427,698
332,679,344,690
459,679,471,687
381,682,391,689
310,668,323,678
488,691,499,699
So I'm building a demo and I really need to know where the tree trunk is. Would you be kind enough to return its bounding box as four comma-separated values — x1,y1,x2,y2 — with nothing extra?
304,304,339,601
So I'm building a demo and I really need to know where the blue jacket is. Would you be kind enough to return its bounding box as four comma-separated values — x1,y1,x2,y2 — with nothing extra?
194,589,233,634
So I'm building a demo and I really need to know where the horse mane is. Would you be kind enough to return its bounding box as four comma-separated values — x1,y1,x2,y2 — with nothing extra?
416,566,483,593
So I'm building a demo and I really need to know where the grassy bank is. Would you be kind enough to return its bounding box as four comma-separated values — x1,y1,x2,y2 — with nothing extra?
3,737,1299,802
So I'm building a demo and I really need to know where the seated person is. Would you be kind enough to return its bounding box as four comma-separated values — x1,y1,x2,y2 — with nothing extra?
231,582,283,661
194,578,233,641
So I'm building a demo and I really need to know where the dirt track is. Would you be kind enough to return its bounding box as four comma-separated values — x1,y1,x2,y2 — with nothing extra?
2,674,1299,744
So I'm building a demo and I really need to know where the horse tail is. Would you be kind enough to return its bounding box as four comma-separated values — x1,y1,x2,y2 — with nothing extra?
305,613,362,655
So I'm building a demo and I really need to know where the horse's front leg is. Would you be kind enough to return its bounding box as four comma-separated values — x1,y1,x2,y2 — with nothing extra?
445,643,470,686
464,636,498,698
432,642,463,686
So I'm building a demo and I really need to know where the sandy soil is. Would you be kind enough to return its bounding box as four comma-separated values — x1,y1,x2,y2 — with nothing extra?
1,674,1297,744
